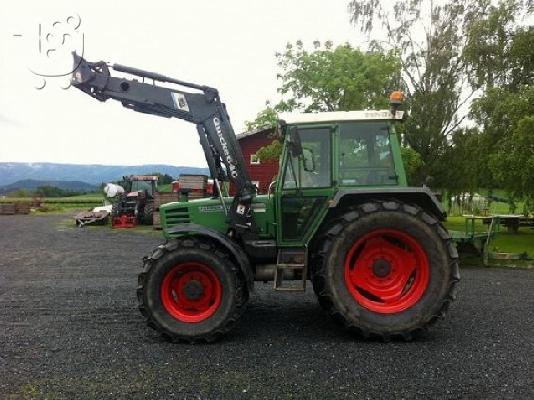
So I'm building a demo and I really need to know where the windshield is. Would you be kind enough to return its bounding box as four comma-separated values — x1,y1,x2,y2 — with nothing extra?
130,180,155,194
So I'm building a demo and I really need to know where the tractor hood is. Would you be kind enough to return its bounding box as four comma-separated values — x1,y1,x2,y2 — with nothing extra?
160,195,273,239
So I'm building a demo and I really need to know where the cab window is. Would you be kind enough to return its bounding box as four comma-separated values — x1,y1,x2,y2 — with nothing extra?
339,122,396,186
283,127,331,189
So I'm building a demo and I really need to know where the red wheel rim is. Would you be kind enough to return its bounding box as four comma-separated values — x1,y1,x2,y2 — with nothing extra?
161,262,222,323
344,229,429,314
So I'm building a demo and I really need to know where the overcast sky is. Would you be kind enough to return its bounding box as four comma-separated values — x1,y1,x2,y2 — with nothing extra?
0,0,365,167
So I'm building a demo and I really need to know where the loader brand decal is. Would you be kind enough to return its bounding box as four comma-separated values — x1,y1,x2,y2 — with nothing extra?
199,205,229,213
213,117,238,178
171,92,190,112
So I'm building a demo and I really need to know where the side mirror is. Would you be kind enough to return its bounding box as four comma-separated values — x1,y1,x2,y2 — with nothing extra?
275,119,287,139
289,127,303,157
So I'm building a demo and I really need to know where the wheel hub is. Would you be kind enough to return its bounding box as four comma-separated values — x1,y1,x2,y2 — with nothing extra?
160,262,222,323
183,280,204,300
372,259,391,278
344,229,430,314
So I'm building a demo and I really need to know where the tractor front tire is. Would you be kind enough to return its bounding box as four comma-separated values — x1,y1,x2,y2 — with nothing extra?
111,202,119,217
137,237,248,342
311,201,460,340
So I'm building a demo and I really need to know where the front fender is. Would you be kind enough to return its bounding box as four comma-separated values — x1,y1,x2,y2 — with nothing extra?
164,223,254,291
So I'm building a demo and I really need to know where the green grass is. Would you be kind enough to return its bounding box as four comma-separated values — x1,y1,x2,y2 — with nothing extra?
491,232,534,254
1,193,103,204
445,216,534,256
444,216,487,233
158,184,172,192
0,193,104,212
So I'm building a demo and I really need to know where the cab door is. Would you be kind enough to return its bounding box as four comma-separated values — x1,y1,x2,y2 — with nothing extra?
275,125,336,247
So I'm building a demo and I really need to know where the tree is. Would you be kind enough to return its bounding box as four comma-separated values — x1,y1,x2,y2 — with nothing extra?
492,116,534,206
159,174,174,185
244,103,279,131
347,0,532,189
400,146,425,185
474,86,534,204
469,22,534,197
34,186,77,197
464,3,533,90
7,189,30,198
275,41,401,112
440,128,484,197
148,172,175,185
248,41,402,162
349,1,468,161
255,139,283,163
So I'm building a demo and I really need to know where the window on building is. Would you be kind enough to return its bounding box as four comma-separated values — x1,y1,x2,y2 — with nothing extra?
250,154,260,165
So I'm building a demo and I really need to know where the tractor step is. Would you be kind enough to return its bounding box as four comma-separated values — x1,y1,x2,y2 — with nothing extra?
274,248,307,291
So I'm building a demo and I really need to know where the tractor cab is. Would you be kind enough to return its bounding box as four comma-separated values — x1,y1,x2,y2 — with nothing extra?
123,175,158,198
274,110,407,245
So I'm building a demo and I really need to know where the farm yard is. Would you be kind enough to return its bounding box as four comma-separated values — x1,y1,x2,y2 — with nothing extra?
4,191,533,260
1,212,534,399
1,0,534,398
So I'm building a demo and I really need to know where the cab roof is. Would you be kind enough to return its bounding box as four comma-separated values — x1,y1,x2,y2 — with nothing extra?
280,110,404,125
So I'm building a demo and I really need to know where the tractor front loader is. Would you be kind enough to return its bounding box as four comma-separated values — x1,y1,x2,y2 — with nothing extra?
70,53,459,342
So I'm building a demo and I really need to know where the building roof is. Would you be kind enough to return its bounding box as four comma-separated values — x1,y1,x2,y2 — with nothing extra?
236,126,274,141
279,110,404,124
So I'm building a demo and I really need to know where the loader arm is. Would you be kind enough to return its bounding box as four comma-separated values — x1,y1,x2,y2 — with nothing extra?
70,53,257,235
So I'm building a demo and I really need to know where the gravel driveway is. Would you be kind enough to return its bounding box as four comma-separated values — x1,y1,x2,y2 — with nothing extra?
1,214,533,399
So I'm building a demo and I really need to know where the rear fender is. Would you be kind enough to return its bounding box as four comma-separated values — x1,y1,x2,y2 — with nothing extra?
164,224,254,291
330,187,446,221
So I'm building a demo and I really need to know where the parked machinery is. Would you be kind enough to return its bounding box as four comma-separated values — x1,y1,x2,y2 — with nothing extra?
111,175,158,228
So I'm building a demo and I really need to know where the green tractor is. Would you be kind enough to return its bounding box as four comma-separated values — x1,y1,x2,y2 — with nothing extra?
71,55,459,342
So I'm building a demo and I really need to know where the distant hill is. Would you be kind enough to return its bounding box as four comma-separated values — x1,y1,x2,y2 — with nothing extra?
0,162,209,186
0,179,98,194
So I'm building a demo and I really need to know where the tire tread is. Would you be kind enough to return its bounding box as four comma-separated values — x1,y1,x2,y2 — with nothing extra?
137,237,248,343
311,200,460,341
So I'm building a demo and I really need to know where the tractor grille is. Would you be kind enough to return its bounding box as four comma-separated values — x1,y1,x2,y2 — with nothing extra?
162,207,190,228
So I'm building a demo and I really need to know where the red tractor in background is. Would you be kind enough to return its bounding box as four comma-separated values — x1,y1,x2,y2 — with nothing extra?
112,175,158,228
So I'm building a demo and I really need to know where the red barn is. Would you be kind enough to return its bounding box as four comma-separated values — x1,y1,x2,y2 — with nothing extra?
234,127,279,194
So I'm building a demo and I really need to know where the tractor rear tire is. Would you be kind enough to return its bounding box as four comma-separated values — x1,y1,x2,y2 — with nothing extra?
137,237,248,343
141,202,154,225
311,200,460,340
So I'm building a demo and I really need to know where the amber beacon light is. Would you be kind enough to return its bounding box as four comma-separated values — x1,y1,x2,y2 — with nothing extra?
389,91,404,105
